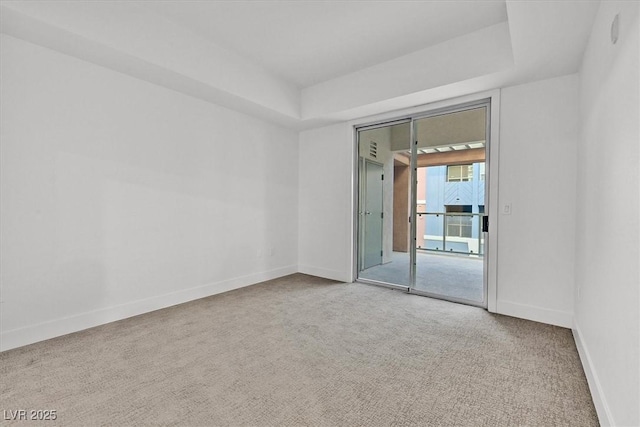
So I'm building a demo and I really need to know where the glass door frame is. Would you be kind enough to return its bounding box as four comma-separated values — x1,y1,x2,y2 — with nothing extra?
355,118,412,292
354,98,492,309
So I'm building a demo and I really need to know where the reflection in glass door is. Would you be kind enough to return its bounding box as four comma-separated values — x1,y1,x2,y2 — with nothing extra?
362,160,383,270
357,102,489,307
357,121,412,288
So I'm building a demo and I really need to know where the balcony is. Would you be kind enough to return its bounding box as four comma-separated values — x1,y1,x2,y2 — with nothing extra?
358,251,484,303
359,211,486,303
417,211,485,256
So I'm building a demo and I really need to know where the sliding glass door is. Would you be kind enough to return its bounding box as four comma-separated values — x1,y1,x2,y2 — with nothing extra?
356,102,489,307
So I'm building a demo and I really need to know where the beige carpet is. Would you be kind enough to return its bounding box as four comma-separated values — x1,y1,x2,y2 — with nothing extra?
1,274,598,426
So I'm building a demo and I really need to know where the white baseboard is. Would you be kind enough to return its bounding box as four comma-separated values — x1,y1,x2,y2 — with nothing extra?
0,265,297,352
496,300,573,328
572,323,614,427
298,264,351,283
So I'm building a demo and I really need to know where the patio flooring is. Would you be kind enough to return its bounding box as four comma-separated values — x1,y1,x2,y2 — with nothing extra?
358,250,484,304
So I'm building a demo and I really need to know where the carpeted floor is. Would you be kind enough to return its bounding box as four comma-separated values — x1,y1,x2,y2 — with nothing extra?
1,274,597,426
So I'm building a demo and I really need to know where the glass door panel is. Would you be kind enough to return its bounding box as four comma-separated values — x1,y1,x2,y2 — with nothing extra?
412,106,488,304
357,122,412,288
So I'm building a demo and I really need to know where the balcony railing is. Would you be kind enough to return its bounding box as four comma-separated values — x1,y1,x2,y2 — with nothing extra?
416,212,484,256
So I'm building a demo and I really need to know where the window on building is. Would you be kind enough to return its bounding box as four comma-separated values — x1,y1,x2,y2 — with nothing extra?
479,162,485,181
447,164,473,182
445,205,473,238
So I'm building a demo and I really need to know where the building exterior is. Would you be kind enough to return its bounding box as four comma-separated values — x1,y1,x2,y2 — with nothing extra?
417,163,485,255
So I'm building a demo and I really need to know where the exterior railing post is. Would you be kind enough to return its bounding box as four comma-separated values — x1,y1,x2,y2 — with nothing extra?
442,213,447,252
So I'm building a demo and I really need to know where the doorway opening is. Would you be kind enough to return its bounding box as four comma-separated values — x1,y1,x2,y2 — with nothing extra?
356,101,490,307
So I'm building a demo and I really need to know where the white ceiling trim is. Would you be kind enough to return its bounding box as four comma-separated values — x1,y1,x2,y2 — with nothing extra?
0,1,599,131
301,22,514,120
0,1,301,120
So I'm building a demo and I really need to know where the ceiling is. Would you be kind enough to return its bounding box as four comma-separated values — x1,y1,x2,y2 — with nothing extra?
143,1,508,88
0,1,599,130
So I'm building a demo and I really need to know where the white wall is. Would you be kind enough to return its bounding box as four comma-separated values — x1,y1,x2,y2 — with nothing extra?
574,2,640,425
497,74,580,327
0,35,299,351
298,123,354,282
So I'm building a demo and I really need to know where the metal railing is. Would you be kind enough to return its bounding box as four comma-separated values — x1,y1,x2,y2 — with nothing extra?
416,212,484,256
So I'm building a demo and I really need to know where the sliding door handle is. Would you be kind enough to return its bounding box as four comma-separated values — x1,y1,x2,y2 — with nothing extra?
482,215,489,232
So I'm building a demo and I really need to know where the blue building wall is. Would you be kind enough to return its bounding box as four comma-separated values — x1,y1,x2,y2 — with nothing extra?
421,163,485,253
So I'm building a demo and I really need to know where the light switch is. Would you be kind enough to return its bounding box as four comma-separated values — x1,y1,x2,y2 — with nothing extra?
503,204,512,215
